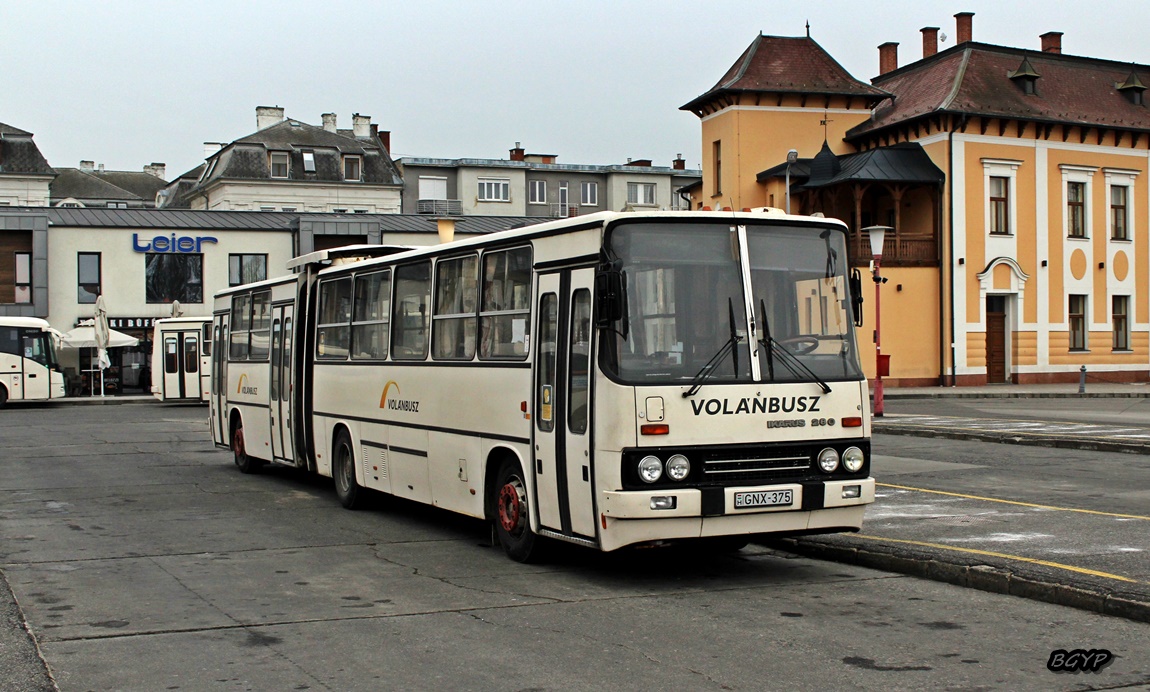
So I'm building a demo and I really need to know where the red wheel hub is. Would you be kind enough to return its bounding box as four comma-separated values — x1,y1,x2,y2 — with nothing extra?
498,482,524,533
233,429,245,456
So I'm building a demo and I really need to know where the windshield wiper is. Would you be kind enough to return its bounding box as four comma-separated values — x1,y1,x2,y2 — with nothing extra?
683,299,743,398
758,299,831,394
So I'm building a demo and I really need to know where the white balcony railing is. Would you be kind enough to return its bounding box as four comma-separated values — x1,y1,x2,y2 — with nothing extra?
417,199,462,215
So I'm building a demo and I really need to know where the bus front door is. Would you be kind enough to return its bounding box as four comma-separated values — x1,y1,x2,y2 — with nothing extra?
211,316,228,445
533,269,597,541
268,306,294,463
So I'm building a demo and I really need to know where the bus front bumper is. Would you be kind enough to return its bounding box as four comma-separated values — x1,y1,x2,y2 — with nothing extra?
597,478,875,552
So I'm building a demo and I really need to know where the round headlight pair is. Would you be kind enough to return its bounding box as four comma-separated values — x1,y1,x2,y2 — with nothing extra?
817,446,865,473
638,454,691,483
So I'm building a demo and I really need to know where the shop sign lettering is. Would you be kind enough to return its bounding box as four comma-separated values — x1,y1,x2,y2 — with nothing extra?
132,233,218,253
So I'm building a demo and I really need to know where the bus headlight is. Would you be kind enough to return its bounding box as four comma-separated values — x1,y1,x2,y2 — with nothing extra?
638,456,663,483
817,448,840,473
665,454,690,481
842,447,865,473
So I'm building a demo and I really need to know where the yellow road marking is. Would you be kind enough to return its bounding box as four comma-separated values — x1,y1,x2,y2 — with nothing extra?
852,534,1142,584
877,482,1150,521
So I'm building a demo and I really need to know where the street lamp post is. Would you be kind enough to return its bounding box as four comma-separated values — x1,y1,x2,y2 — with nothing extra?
863,226,890,417
785,149,798,214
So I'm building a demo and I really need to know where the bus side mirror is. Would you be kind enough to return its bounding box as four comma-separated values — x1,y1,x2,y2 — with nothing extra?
850,269,864,327
595,271,624,327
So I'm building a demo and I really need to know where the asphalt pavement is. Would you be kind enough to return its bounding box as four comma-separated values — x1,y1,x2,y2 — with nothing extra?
14,381,1150,629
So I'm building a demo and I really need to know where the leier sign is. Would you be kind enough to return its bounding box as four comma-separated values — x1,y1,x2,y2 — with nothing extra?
132,233,219,253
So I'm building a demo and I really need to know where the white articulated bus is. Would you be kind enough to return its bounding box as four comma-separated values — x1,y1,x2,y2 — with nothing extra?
210,210,876,561
0,317,66,406
151,316,212,403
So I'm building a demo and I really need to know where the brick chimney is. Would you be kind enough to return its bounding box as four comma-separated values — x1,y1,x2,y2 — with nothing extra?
79,160,95,173
352,113,371,138
673,154,685,170
256,105,285,130
955,12,973,44
878,42,899,75
378,129,391,152
921,27,939,58
322,113,337,133
1041,31,1063,54
510,142,525,161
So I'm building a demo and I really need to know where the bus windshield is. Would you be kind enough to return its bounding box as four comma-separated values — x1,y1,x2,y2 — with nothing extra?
22,329,59,369
601,220,863,386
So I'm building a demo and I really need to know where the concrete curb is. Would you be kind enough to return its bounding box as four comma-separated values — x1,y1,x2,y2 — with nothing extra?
883,391,1150,400
873,423,1150,455
767,536,1150,624
7,396,165,408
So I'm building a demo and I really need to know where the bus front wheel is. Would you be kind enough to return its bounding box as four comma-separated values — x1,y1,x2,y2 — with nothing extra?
232,418,262,474
493,459,539,562
0,385,7,408
333,430,362,509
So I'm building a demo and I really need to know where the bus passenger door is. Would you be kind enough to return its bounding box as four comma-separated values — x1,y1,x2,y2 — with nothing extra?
533,269,597,541
269,306,294,463
211,316,228,445
19,331,51,400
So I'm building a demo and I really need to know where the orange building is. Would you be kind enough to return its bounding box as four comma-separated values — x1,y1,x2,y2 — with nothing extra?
683,13,1150,386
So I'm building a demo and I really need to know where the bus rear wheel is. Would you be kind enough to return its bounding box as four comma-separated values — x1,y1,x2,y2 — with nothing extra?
493,459,539,562
232,418,262,474
333,430,362,509
0,385,7,408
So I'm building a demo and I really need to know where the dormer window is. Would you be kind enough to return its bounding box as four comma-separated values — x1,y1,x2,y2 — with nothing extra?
1008,57,1040,95
1117,70,1147,105
302,151,316,173
270,152,289,179
343,155,362,182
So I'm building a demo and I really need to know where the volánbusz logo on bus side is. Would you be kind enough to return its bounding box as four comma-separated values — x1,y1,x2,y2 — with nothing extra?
236,374,257,396
379,381,420,413
690,396,820,416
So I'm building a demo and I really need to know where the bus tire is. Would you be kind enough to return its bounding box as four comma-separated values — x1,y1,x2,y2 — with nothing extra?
0,384,7,408
333,430,362,510
231,416,262,474
493,458,539,563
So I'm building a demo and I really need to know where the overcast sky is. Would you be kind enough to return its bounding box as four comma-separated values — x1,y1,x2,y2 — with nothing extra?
4,1,1149,180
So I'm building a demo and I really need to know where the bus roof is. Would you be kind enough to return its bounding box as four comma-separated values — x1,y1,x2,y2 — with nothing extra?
0,316,52,329
154,316,212,326
286,244,414,271
308,208,848,278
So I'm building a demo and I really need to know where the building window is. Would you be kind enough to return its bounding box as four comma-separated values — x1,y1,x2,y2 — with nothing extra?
107,202,128,209
1113,295,1130,351
302,151,316,173
145,254,203,304
580,181,598,206
627,182,656,206
1067,181,1086,238
270,152,290,178
1111,185,1129,240
529,180,547,205
989,177,1010,235
1069,294,1087,351
343,155,361,181
78,252,101,304
229,254,267,286
713,140,722,196
478,178,510,202
259,206,276,212
14,252,31,304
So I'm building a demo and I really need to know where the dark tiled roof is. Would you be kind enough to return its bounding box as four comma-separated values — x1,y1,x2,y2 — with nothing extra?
0,124,54,176
848,43,1150,139
757,142,944,188
3,207,548,235
50,168,165,204
682,35,889,112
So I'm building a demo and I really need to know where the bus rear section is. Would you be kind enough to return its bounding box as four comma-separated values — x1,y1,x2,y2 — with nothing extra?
0,317,66,406
151,317,212,402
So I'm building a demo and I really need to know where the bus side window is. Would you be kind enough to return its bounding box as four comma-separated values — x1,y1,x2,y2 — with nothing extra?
0,326,19,355
432,255,478,360
165,337,179,373
317,278,352,359
184,335,198,373
392,261,432,360
351,271,390,360
536,293,558,432
479,246,531,359
249,291,272,361
230,294,250,360
202,323,212,357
